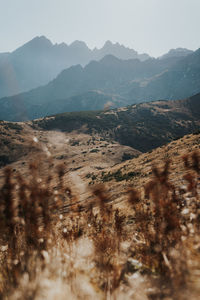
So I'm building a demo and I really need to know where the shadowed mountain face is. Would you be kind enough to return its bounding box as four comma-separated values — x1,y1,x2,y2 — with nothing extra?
0,36,151,98
33,93,200,153
128,48,200,102
1,47,198,122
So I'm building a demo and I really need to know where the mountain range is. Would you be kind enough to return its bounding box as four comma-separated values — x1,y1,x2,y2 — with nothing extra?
0,36,151,98
0,46,199,122
0,36,194,100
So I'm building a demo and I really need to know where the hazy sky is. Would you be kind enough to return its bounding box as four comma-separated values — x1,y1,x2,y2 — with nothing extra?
0,0,199,57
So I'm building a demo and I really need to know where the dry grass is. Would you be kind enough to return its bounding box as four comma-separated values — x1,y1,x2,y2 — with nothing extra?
0,135,199,299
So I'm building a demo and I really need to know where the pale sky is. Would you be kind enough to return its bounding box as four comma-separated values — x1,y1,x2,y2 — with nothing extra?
0,0,199,57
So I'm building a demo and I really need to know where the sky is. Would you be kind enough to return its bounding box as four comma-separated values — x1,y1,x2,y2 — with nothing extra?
0,0,199,57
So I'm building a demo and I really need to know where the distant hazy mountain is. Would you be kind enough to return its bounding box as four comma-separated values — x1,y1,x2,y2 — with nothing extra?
159,48,193,60
0,53,185,121
0,36,150,98
0,53,9,60
92,40,149,61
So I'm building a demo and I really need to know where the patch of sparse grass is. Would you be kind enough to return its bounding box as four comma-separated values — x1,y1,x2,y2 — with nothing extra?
90,148,100,153
101,169,140,182
4,123,23,131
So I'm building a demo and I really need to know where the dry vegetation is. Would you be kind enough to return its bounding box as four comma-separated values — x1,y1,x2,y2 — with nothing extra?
0,132,199,299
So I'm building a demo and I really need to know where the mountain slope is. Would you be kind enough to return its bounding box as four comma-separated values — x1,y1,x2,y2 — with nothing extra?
0,121,140,170
0,53,187,121
33,93,200,152
159,48,193,60
1,93,198,169
128,48,200,102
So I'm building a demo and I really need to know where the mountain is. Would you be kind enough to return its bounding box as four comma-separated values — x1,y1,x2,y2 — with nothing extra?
0,52,186,121
1,47,200,122
159,48,193,60
128,48,200,103
0,36,151,98
0,36,91,98
93,40,149,61
33,93,200,153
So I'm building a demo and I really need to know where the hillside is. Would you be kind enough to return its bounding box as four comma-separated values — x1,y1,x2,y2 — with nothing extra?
0,52,192,121
0,120,140,172
1,92,199,172
128,48,200,102
0,83,199,300
33,93,200,152
0,121,38,167
1,123,199,205
0,113,199,214
0,125,199,299
0,90,128,122
90,132,200,208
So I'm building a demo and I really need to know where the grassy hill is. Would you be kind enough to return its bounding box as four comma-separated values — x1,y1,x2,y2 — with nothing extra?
1,92,199,171
33,93,200,152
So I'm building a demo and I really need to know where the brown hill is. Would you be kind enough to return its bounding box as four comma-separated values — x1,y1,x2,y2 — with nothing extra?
34,93,200,152
0,93,199,169
0,120,199,210
88,132,200,209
